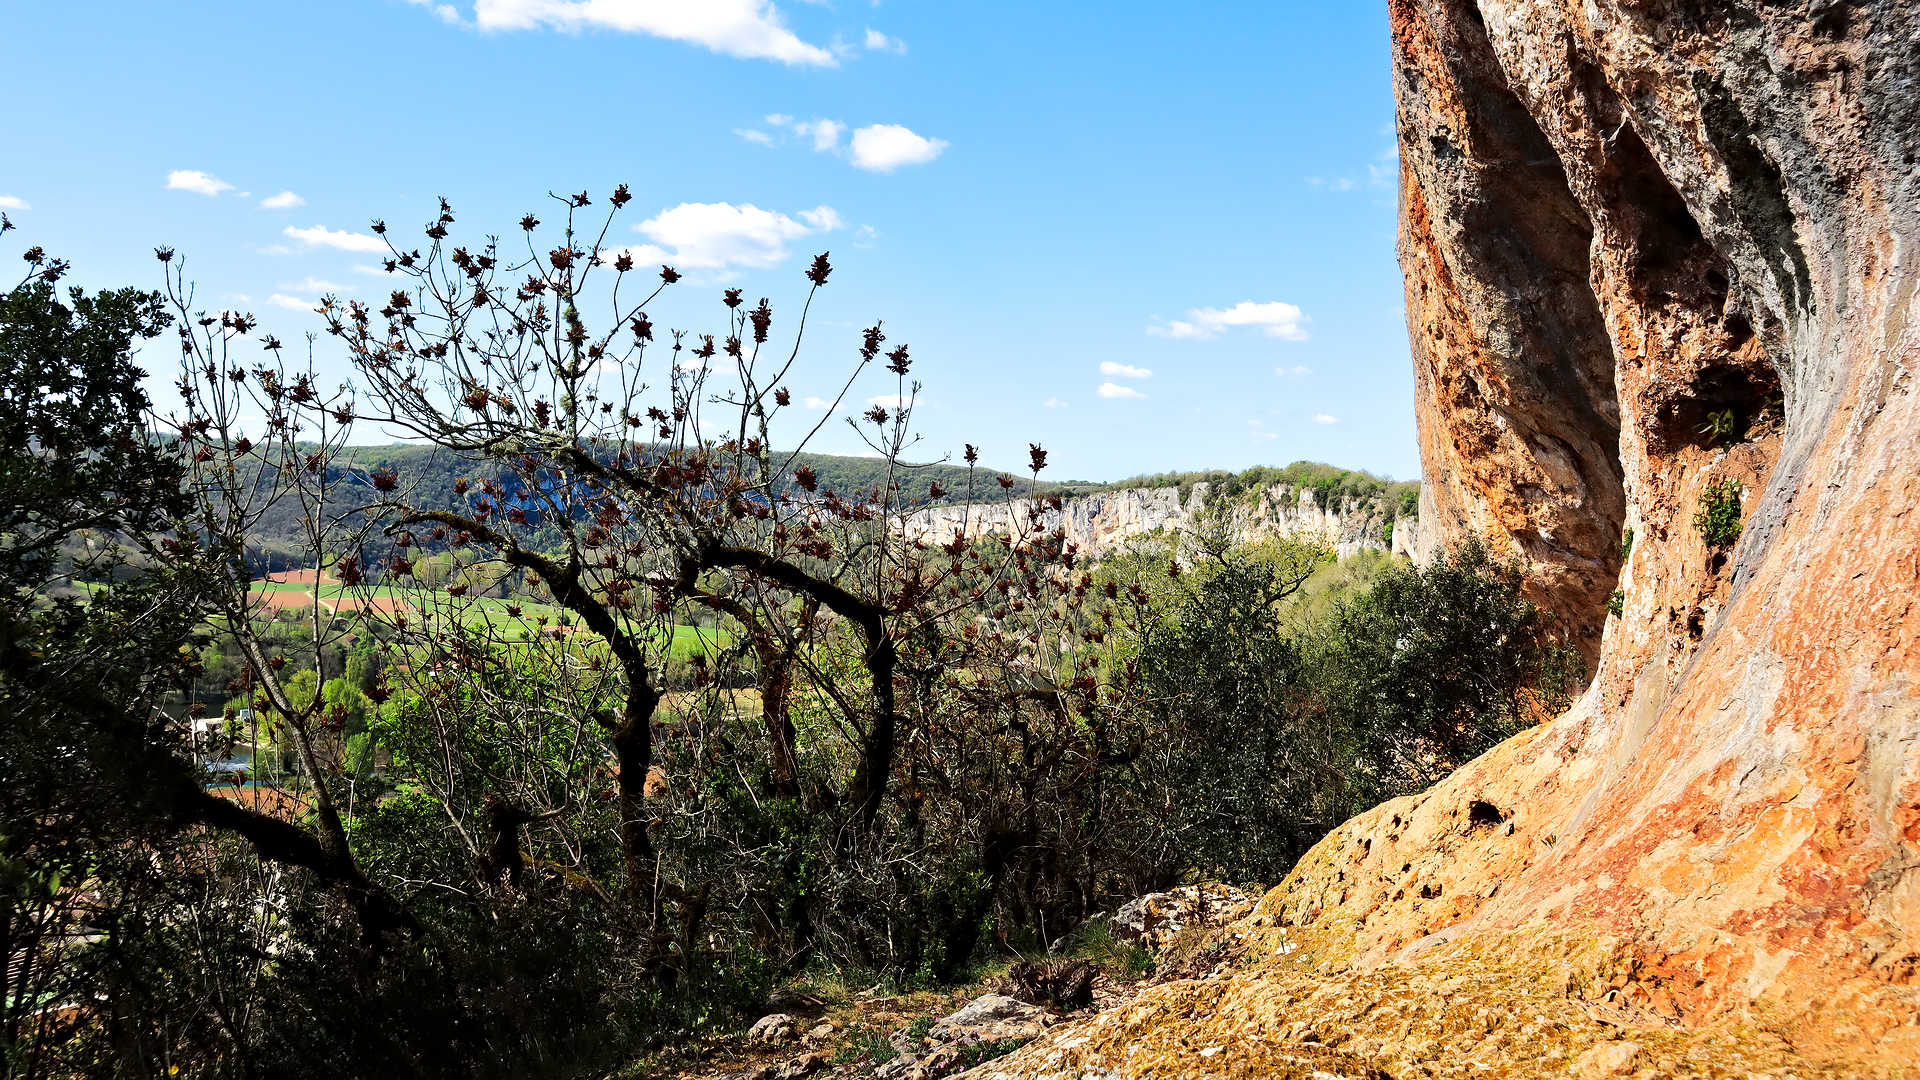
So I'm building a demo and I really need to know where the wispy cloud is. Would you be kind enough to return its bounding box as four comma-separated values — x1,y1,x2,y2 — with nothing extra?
1275,364,1312,378
462,0,837,66
405,0,463,23
802,395,832,410
1248,419,1278,441
1149,300,1308,342
1042,396,1067,409
1313,413,1339,425
278,276,350,294
850,124,947,172
766,114,844,152
284,224,387,253
266,293,317,311
863,27,906,53
0,195,27,211
261,190,305,209
1099,361,1151,379
1097,382,1146,400
735,127,774,146
168,170,234,197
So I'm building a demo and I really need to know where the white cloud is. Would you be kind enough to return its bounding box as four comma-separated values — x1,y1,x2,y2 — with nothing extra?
802,395,832,410
1330,177,1355,192
284,224,387,253
469,0,837,66
797,206,843,231
1149,300,1308,342
863,27,905,52
1042,396,1067,409
868,393,913,409
267,294,317,311
853,224,878,245
1097,382,1146,400
257,244,295,256
850,124,947,172
1099,361,1151,379
1276,364,1311,377
168,170,234,197
1313,413,1339,425
352,264,386,275
406,0,463,23
798,118,843,151
0,195,27,211
279,276,350,294
260,190,306,209
1248,419,1278,441
602,201,841,273
764,114,843,151
735,127,774,146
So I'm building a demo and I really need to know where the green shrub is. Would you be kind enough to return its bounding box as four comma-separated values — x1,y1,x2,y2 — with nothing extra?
1607,589,1625,618
1136,537,1582,884
1694,478,1744,550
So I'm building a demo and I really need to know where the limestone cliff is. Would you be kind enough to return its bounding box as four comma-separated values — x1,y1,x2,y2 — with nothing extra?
901,483,1410,562
975,1,1920,1075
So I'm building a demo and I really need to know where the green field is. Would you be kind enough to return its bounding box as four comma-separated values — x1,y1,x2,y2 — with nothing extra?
250,580,724,658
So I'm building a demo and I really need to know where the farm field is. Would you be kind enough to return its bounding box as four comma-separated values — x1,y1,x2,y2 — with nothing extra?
248,577,725,658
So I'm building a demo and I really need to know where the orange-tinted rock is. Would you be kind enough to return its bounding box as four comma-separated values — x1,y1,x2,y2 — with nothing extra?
975,1,1920,1075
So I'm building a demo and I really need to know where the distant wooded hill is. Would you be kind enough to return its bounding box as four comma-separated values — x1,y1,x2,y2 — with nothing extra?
241,445,1416,571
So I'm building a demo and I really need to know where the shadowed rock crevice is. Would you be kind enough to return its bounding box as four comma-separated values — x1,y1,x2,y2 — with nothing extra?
1394,0,1627,665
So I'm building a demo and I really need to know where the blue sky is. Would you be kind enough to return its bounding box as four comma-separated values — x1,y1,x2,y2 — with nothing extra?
1,1,1416,483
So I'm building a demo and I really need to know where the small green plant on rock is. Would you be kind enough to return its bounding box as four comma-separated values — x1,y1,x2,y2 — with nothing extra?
829,1026,897,1066
1620,526,1634,560
1697,408,1741,446
957,1039,1028,1068
1607,589,1625,618
1694,478,1745,550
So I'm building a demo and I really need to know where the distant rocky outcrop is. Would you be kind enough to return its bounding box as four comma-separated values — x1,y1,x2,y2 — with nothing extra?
901,482,1416,562
975,0,1920,1075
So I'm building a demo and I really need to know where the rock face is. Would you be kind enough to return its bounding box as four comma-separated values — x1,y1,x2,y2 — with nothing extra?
975,1,1920,1074
901,483,1409,562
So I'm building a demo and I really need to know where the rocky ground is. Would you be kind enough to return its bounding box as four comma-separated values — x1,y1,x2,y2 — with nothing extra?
645,887,1255,1080
647,881,1879,1080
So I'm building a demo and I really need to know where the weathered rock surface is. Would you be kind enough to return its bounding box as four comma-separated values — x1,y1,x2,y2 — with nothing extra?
1111,885,1257,951
747,1013,802,1046
972,0,1920,1075
901,483,1410,563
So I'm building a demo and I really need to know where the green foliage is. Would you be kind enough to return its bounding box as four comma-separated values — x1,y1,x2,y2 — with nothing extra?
1064,919,1154,981
957,1039,1029,1067
1620,526,1635,560
1137,538,1581,883
1110,460,1417,517
1608,589,1625,618
1696,408,1740,446
829,1027,898,1066
1695,478,1744,550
